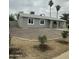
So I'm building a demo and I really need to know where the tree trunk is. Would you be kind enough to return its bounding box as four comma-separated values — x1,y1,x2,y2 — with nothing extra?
57,11,58,19
50,6,51,17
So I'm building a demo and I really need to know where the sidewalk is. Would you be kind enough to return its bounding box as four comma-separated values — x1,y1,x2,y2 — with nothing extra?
53,51,69,59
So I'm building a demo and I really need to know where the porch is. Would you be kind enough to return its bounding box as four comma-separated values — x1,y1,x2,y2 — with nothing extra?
49,20,66,29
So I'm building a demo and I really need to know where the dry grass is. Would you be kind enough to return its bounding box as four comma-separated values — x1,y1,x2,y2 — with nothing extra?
10,37,69,59
10,28,62,40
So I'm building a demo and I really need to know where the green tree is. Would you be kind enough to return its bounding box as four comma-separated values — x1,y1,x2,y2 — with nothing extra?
56,5,61,19
60,13,69,28
9,14,15,21
48,0,54,17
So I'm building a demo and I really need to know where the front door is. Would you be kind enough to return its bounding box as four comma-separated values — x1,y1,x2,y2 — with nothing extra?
53,21,57,28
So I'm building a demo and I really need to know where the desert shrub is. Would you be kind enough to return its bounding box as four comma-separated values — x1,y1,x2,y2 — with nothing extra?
61,31,69,38
38,35,47,45
38,35,51,51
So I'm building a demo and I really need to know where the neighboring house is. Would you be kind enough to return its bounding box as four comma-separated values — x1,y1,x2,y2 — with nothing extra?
17,12,66,29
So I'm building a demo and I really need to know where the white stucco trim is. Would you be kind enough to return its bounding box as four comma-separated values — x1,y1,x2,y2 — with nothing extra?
39,19,45,25
27,18,34,25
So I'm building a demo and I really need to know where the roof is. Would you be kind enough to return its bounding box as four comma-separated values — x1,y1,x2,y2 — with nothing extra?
19,13,66,22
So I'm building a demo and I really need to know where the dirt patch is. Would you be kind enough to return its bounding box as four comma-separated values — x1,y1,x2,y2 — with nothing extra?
10,37,69,59
55,39,69,45
10,28,62,40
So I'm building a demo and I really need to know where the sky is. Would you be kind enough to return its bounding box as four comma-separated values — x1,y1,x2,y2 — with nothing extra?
9,0,69,18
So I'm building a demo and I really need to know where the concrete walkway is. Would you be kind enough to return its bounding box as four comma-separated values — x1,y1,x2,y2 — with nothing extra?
53,51,69,59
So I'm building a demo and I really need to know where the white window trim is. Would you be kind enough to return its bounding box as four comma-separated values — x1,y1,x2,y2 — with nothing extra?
39,19,45,25
27,18,34,25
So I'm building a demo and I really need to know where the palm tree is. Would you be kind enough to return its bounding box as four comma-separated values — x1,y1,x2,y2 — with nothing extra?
48,0,54,17
56,5,61,19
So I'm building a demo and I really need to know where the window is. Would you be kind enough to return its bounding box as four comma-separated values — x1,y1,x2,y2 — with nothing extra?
28,18,34,25
40,19,45,25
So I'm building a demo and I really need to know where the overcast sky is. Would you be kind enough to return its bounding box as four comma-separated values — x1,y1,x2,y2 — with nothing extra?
9,0,69,18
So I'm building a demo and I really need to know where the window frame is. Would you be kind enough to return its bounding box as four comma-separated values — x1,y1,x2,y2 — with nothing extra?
39,19,45,25
27,18,34,25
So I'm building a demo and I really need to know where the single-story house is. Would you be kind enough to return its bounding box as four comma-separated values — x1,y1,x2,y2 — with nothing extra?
17,12,66,29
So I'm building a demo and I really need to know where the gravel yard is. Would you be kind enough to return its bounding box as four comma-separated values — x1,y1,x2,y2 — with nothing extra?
10,28,64,40
9,27,68,59
10,36,68,59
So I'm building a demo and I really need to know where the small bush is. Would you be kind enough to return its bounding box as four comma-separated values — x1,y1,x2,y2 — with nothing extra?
38,35,47,45
38,35,50,51
61,31,69,38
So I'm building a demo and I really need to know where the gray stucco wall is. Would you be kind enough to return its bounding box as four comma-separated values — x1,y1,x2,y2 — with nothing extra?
18,17,50,28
